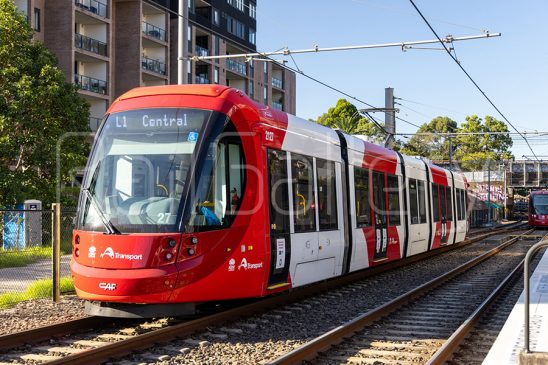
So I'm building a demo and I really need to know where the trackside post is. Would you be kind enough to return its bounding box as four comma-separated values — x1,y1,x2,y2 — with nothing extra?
52,203,61,302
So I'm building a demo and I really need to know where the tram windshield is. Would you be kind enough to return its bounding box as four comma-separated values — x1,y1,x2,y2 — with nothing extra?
79,108,214,233
532,195,548,215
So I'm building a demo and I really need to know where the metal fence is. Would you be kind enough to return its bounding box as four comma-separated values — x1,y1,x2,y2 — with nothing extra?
0,208,76,295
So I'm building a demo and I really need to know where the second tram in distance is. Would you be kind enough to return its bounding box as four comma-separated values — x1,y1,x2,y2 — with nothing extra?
71,85,469,317
529,190,548,227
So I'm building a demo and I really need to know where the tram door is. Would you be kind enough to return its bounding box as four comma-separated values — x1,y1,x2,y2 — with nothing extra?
266,149,291,287
372,171,388,260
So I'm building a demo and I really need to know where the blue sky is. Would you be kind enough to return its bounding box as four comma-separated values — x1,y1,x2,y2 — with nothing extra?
256,0,548,158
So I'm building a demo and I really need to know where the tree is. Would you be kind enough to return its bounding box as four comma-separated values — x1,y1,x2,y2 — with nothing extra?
400,116,457,160
314,99,385,142
454,115,513,171
0,0,90,207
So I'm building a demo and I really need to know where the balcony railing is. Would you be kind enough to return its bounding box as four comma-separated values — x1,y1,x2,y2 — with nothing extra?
196,45,209,57
272,77,283,89
195,75,210,84
272,102,283,111
227,59,246,75
142,22,166,42
75,33,107,57
74,74,108,95
142,57,166,75
75,0,108,18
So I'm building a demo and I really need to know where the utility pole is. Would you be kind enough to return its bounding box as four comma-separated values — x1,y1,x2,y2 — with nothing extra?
384,87,395,149
487,159,491,225
177,0,188,84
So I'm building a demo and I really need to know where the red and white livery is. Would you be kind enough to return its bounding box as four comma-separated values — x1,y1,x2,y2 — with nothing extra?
71,85,469,317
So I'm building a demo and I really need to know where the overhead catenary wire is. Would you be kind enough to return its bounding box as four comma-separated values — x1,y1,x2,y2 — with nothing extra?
408,0,539,161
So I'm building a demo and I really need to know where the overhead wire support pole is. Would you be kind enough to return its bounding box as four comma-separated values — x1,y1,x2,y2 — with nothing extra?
190,33,501,61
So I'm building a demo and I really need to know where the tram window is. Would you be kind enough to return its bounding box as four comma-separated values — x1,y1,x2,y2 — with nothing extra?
387,175,400,226
354,167,371,228
456,188,463,220
188,139,245,229
418,180,427,224
292,153,316,232
373,171,387,226
446,186,453,220
409,178,419,224
432,183,440,222
317,159,338,231
268,149,289,234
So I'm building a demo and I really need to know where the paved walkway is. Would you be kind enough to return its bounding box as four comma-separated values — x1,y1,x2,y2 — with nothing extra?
0,255,72,293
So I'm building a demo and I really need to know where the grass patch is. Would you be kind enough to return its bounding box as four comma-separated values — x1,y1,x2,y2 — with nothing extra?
0,276,74,309
0,246,52,269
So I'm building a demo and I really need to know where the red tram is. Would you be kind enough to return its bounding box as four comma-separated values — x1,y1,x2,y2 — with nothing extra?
71,85,469,317
529,191,548,227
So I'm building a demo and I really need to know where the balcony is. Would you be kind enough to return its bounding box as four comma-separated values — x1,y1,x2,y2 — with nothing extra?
227,59,246,76
75,74,108,95
142,22,166,42
75,0,108,18
272,77,283,89
195,75,210,84
142,57,166,75
272,102,283,111
75,33,107,57
196,45,209,57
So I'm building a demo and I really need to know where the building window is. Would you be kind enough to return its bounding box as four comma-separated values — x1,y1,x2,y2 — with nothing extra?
223,13,245,39
249,28,256,45
33,8,40,32
227,0,244,12
248,80,254,98
188,0,194,13
249,2,256,18
214,67,219,84
263,86,267,104
213,9,220,26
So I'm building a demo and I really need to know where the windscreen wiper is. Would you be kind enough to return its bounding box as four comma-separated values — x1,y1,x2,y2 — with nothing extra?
83,188,122,235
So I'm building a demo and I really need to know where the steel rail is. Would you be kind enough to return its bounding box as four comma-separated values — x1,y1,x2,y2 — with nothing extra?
426,233,548,364
1,223,524,363
267,229,534,365
0,317,117,351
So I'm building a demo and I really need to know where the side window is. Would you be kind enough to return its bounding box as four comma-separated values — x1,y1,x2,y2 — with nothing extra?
456,188,462,220
418,180,427,224
432,183,440,222
267,149,289,233
355,167,371,227
372,171,387,225
409,178,419,224
317,159,338,231
387,174,400,226
292,153,316,232
446,186,453,221
188,139,245,229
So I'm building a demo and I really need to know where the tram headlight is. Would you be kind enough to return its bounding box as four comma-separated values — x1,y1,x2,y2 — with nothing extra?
168,239,177,248
74,248,80,257
187,248,196,256
75,235,80,245
165,252,173,260
190,237,198,245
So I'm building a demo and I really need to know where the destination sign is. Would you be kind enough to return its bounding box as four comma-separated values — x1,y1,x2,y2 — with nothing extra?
103,108,211,133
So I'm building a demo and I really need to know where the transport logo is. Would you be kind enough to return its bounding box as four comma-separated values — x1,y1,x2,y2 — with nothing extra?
187,132,199,142
100,247,115,259
99,282,117,291
88,246,96,259
238,258,263,271
99,247,143,261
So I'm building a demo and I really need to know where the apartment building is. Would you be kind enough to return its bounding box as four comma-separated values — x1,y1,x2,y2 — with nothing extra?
13,0,296,131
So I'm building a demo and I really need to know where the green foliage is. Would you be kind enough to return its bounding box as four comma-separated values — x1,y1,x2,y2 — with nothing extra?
0,246,51,268
0,1,90,207
315,99,385,141
400,116,457,160
454,115,513,170
0,276,74,309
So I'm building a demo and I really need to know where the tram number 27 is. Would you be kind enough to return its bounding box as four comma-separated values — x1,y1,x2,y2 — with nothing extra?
265,130,274,142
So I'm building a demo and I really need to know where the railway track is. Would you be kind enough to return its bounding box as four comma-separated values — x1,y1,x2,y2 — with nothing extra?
0,224,529,365
269,229,541,365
